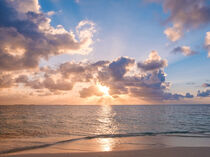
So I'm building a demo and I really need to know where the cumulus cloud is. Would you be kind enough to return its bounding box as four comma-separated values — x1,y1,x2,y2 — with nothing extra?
108,57,135,80
92,51,191,101
205,32,210,57
164,24,183,42
12,51,193,102
79,52,193,101
197,90,210,97
79,86,103,98
148,0,210,41
171,46,198,56
137,51,167,71
8,0,40,14
0,0,96,71
185,93,194,98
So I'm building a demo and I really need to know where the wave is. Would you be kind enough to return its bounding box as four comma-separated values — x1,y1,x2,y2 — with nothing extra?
1,131,210,155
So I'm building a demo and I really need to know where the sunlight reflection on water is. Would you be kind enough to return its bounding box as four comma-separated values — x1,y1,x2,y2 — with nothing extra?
96,105,117,151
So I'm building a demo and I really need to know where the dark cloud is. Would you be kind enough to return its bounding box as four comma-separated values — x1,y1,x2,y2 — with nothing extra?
197,90,210,97
137,51,167,71
171,46,198,56
127,70,193,101
162,92,193,100
108,57,135,80
185,93,194,98
0,0,95,71
202,83,210,87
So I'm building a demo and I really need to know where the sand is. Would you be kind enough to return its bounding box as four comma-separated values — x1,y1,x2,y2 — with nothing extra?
4,147,210,157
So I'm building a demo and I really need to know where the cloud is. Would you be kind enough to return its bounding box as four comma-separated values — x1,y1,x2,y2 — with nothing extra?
43,77,73,92
205,32,210,57
16,74,28,83
59,62,86,78
8,51,194,102
127,70,193,101
0,73,14,89
79,86,103,98
171,46,198,56
108,57,135,80
185,93,194,98
197,90,210,97
202,83,210,87
148,0,210,41
95,51,192,101
47,11,56,16
137,51,168,71
164,24,183,42
0,0,96,71
16,74,73,93
58,60,109,82
8,0,40,14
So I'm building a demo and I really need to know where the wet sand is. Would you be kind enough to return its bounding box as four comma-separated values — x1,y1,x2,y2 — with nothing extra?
1,135,210,156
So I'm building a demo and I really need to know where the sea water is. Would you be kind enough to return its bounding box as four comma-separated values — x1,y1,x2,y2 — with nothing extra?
1,105,210,154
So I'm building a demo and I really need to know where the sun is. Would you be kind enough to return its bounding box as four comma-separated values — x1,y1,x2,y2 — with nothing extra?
97,83,110,96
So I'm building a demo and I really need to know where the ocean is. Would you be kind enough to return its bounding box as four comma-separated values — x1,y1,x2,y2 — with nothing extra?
1,105,210,154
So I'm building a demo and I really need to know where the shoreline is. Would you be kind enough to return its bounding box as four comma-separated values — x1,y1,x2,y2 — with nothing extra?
1,135,210,156
4,147,210,157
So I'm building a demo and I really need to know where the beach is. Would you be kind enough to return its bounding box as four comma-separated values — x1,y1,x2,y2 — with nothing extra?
2,135,210,157
4,147,210,157
1,105,210,156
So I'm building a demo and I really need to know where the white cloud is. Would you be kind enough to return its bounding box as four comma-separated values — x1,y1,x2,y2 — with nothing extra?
8,0,40,14
205,32,210,57
164,24,182,42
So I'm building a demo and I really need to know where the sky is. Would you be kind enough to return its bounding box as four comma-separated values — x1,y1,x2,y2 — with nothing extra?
0,0,210,105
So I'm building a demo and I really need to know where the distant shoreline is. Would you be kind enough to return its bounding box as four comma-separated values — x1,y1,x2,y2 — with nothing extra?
1,104,210,106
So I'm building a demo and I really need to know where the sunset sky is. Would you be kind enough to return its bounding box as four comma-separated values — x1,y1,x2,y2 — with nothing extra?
0,0,210,105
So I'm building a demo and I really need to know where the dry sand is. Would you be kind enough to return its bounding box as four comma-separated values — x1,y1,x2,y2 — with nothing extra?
4,147,210,157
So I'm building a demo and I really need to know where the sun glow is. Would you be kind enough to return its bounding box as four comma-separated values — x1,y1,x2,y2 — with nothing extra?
97,83,110,96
